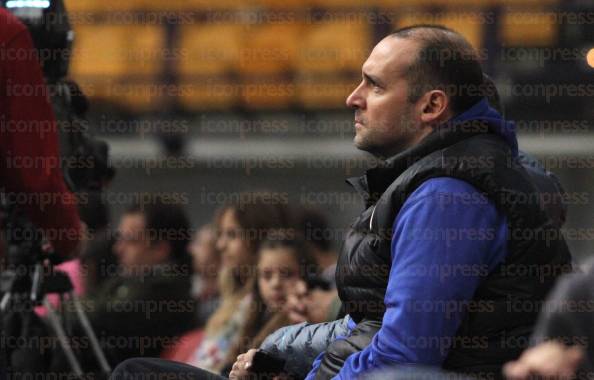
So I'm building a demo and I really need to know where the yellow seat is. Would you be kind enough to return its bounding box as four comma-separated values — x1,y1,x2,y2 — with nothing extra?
308,0,385,7
489,0,558,5
69,24,164,112
178,78,238,111
239,78,294,110
500,11,557,46
70,24,164,78
395,12,484,50
296,21,370,76
64,0,145,13
178,23,243,77
237,23,303,76
186,0,255,9
72,77,114,103
115,82,162,112
254,0,313,8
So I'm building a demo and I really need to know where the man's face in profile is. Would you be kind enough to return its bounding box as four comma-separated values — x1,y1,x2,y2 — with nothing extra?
346,36,423,158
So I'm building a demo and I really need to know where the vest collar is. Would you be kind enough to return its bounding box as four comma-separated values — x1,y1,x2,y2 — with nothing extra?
347,120,490,207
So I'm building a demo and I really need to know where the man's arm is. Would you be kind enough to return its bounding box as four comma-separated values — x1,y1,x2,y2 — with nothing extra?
332,177,508,379
260,316,352,379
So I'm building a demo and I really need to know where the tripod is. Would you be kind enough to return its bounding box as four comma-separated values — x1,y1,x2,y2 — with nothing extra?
0,198,111,378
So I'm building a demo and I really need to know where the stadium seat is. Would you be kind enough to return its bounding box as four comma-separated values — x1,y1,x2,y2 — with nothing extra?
490,0,558,5
295,21,371,76
253,0,309,8
116,82,162,112
239,78,295,110
500,11,557,46
308,0,385,7
70,24,164,78
185,0,255,9
178,23,243,77
178,78,238,111
69,24,164,112
64,0,145,13
237,23,303,76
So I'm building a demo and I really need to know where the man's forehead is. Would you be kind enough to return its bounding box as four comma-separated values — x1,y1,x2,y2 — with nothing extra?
362,36,418,78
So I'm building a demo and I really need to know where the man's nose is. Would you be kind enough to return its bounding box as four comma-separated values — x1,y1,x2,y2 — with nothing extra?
346,82,365,109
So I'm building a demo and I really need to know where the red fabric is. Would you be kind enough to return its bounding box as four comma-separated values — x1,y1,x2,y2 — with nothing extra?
0,8,81,259
160,329,205,363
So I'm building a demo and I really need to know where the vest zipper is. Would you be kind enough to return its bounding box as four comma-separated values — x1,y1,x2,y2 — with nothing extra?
369,204,377,231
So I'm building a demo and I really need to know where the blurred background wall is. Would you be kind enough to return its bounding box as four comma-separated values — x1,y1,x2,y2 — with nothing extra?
62,0,593,261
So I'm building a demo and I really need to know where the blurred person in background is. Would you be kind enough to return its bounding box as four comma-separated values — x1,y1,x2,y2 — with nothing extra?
295,208,338,286
220,235,319,375
284,208,341,326
77,191,117,296
0,7,82,263
1,8,82,376
50,196,195,372
35,191,114,317
189,224,221,328
162,193,292,373
503,260,594,380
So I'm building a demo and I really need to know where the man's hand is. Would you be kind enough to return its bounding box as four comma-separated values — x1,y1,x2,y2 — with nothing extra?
503,341,584,380
229,349,258,380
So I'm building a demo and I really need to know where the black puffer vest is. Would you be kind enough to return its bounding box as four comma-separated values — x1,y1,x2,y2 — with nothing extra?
316,122,572,379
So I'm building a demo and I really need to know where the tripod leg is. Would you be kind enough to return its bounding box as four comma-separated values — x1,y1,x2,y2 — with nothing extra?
43,298,84,377
71,293,112,375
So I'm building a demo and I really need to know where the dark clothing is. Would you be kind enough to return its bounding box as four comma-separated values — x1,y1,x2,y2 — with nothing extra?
0,8,81,259
517,151,567,228
531,262,594,378
317,121,571,379
112,358,226,380
51,265,196,372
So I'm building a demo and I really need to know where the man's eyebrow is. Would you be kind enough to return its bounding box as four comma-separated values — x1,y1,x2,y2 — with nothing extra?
363,72,384,87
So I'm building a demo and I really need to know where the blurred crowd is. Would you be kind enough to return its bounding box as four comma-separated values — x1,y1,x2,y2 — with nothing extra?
45,192,342,376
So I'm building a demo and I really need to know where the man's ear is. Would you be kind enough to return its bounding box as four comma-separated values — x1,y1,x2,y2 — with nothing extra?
419,90,450,125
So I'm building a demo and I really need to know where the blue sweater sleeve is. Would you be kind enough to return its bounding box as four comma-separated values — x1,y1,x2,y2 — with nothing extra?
331,177,508,379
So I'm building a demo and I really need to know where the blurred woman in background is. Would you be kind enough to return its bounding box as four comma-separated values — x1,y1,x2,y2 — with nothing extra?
183,193,292,373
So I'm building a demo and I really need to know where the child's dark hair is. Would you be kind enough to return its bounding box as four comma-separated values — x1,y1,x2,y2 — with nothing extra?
258,231,320,284
224,231,320,368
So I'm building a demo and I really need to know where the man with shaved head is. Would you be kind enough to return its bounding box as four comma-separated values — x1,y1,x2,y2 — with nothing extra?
111,25,571,380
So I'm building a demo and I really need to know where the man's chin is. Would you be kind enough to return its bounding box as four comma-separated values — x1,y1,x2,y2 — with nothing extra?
353,136,377,155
